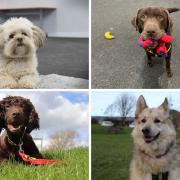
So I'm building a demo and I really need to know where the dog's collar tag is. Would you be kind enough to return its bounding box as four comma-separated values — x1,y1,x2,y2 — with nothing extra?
152,172,169,180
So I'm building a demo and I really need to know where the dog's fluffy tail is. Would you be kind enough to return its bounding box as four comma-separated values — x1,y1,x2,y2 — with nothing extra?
167,8,180,13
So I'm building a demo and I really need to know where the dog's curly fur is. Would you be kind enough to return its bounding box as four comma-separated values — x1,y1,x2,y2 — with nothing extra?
0,96,42,163
0,17,45,88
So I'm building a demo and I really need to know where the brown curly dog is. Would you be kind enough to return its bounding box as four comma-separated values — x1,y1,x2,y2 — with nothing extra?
0,96,43,163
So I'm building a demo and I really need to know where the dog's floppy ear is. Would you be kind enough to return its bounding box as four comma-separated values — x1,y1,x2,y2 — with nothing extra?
131,16,137,28
0,100,5,133
135,95,148,117
32,26,46,48
164,9,174,34
131,8,143,32
167,8,180,13
159,98,169,113
26,99,39,133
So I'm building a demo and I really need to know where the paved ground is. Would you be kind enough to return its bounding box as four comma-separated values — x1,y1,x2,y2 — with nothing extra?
92,0,180,88
37,38,89,79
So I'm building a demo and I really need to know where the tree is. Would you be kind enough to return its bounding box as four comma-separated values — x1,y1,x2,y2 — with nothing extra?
48,130,78,150
104,103,116,116
105,93,136,123
114,93,136,121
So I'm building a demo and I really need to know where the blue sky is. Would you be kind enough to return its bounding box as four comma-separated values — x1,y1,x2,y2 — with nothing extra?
92,90,180,116
59,92,89,104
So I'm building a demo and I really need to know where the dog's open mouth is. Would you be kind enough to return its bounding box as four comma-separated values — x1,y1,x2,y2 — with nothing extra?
17,43,24,47
144,132,160,143
8,124,22,133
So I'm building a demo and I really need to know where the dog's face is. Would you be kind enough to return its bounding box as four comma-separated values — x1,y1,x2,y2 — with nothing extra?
0,96,40,134
5,105,28,134
131,7,173,40
0,17,45,59
132,95,176,146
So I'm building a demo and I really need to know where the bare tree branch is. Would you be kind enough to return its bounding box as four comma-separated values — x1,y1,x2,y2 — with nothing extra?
104,103,116,116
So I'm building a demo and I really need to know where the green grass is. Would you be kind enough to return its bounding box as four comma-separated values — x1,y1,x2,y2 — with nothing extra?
0,147,88,180
92,125,133,180
92,124,180,180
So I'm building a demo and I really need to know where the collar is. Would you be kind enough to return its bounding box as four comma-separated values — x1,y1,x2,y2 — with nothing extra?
7,135,19,147
6,126,27,149
141,141,174,159
146,44,172,57
152,172,169,180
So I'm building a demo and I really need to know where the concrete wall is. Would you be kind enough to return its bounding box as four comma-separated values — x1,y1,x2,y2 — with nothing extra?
0,0,56,8
44,0,89,37
0,0,89,38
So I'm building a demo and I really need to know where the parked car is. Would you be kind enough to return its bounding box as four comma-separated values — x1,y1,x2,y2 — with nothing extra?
129,122,135,128
100,121,114,127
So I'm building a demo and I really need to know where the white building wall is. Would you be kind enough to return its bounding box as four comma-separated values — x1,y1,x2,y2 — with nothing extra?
0,0,89,38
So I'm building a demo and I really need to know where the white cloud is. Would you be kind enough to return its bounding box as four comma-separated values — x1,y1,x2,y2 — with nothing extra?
0,91,89,147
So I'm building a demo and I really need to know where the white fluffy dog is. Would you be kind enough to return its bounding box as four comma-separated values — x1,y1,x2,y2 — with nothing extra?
0,17,45,88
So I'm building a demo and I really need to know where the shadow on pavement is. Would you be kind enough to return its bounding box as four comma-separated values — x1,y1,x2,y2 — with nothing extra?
141,56,165,88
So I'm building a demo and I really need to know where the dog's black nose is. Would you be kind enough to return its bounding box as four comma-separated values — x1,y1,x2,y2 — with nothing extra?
142,127,150,135
17,37,23,42
13,112,20,117
146,30,155,35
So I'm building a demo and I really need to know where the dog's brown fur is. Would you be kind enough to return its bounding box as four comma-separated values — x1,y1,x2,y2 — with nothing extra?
131,7,179,77
0,96,42,163
130,95,180,180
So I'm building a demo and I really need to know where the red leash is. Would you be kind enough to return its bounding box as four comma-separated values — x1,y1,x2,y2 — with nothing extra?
19,150,64,165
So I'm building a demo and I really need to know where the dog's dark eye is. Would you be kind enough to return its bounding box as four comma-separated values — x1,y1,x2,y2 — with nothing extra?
141,119,146,123
22,32,27,36
140,15,146,21
157,15,164,21
9,34,15,39
154,119,161,123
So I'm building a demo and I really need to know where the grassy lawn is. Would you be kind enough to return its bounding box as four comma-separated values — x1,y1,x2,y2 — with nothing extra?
92,125,133,180
92,124,180,180
0,147,88,180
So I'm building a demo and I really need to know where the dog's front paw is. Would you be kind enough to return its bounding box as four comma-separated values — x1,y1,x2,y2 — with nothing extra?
18,75,39,89
18,80,37,89
147,62,153,67
0,77,18,88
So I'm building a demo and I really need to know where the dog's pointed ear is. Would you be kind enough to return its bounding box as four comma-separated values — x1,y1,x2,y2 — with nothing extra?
32,26,46,48
26,99,39,133
159,98,169,112
135,95,148,117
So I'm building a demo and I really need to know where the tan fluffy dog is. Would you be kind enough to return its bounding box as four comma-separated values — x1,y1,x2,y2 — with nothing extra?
0,17,45,88
130,95,180,180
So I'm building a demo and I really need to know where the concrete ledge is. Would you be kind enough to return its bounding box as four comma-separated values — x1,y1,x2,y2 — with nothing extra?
38,74,88,89
48,32,89,38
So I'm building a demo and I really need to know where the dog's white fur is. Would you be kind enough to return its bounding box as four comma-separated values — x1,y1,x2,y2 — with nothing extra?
130,96,180,180
0,17,45,88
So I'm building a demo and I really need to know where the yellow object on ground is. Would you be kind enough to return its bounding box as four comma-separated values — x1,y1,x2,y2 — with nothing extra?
104,31,115,40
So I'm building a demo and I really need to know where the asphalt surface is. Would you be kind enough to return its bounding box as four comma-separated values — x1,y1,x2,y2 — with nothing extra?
37,38,89,79
92,0,180,88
